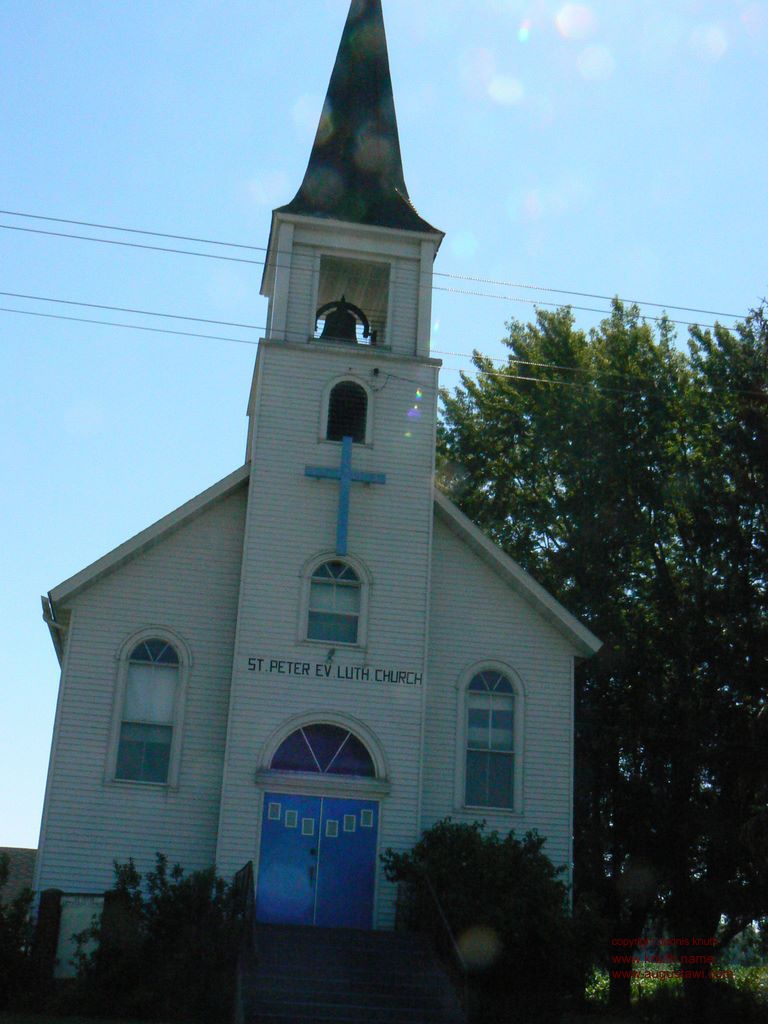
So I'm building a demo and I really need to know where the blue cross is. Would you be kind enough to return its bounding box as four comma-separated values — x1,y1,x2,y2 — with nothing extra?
305,436,386,555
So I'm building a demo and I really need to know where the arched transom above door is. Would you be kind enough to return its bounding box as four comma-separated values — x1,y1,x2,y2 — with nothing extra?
271,723,376,778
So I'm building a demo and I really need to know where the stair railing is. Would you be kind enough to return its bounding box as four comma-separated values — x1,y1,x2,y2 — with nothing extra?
399,867,469,1011
232,860,256,955
231,861,256,1024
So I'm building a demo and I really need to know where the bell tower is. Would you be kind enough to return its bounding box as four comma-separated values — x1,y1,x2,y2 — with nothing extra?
216,0,444,927
259,0,442,360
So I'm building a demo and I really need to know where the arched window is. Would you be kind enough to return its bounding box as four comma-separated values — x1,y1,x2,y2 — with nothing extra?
465,669,516,809
115,638,180,784
307,561,361,644
326,381,368,443
271,724,375,777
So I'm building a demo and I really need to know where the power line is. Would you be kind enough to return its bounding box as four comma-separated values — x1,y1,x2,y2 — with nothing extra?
0,290,262,332
0,306,260,347
0,222,726,331
0,304,631,391
0,208,266,252
1,301,763,399
433,271,742,319
0,287,650,380
0,223,264,267
433,284,719,331
0,207,748,322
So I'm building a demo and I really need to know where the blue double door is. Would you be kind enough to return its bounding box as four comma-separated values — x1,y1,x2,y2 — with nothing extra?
255,792,379,928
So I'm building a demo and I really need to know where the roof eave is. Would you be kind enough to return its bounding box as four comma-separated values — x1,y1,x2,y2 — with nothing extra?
49,464,251,608
433,489,602,658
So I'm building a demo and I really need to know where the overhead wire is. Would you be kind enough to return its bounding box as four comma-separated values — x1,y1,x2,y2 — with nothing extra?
0,220,730,332
0,208,748,322
1,301,763,399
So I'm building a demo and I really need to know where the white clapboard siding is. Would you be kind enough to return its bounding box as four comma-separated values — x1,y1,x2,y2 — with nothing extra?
36,487,247,894
215,341,440,927
284,243,316,343
424,515,575,876
387,257,420,356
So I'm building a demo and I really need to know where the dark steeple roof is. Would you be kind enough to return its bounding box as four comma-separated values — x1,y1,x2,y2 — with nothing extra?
277,0,439,234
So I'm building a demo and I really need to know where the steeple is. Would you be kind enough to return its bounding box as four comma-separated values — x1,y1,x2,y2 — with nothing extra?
278,0,438,233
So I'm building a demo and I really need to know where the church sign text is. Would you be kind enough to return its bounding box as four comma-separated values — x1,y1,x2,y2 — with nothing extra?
247,657,422,687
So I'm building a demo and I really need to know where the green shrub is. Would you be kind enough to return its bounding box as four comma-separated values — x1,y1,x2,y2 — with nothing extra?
0,853,34,1010
65,855,239,1022
382,819,600,1021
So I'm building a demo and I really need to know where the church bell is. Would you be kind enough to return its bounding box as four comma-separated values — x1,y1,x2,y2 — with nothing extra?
319,296,359,343
316,295,377,345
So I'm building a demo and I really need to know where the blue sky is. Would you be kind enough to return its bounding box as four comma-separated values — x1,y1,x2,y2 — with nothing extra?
1,0,766,847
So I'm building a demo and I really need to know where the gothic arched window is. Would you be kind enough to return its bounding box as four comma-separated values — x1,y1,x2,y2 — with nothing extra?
326,381,368,443
271,724,375,777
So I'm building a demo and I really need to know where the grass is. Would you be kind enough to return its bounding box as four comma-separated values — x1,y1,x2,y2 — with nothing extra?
0,1016,173,1024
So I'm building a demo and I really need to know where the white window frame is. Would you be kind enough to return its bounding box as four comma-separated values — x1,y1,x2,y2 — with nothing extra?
454,661,524,814
257,710,390,795
310,249,394,349
319,375,374,446
106,627,192,788
298,552,371,649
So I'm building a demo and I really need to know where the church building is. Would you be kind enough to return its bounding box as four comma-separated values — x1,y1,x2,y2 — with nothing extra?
35,0,600,942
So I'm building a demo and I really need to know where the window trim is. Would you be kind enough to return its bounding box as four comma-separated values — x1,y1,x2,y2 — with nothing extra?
320,376,374,446
454,661,524,814
298,552,371,649
311,249,394,349
106,627,191,788
259,711,389,783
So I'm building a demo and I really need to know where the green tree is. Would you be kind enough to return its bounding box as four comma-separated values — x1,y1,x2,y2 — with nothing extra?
0,852,34,1009
438,301,768,1013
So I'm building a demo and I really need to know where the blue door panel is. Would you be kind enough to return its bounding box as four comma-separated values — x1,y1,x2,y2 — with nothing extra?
256,793,320,925
316,797,379,928
256,792,379,928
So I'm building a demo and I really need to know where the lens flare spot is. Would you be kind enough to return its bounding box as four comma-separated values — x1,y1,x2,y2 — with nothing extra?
432,319,441,335
518,19,532,43
248,170,289,207
316,100,335,146
303,166,345,209
450,230,479,261
740,3,768,35
457,926,503,971
292,93,323,140
404,431,412,439
355,129,394,173
487,75,524,106
576,44,615,80
408,406,422,421
689,23,728,61
459,47,495,98
415,389,423,400
522,189,543,221
555,4,596,41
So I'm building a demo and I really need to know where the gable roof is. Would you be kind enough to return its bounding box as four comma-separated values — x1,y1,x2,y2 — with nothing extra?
277,0,440,235
47,464,250,611
433,489,602,658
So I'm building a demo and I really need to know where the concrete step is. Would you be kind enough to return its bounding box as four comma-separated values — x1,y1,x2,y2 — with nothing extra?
239,924,466,1024
248,975,450,998
248,1000,461,1023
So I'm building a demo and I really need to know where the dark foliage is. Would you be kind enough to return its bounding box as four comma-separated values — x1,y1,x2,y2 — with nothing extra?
63,854,239,1022
0,853,34,1009
382,819,603,1021
439,301,768,1009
